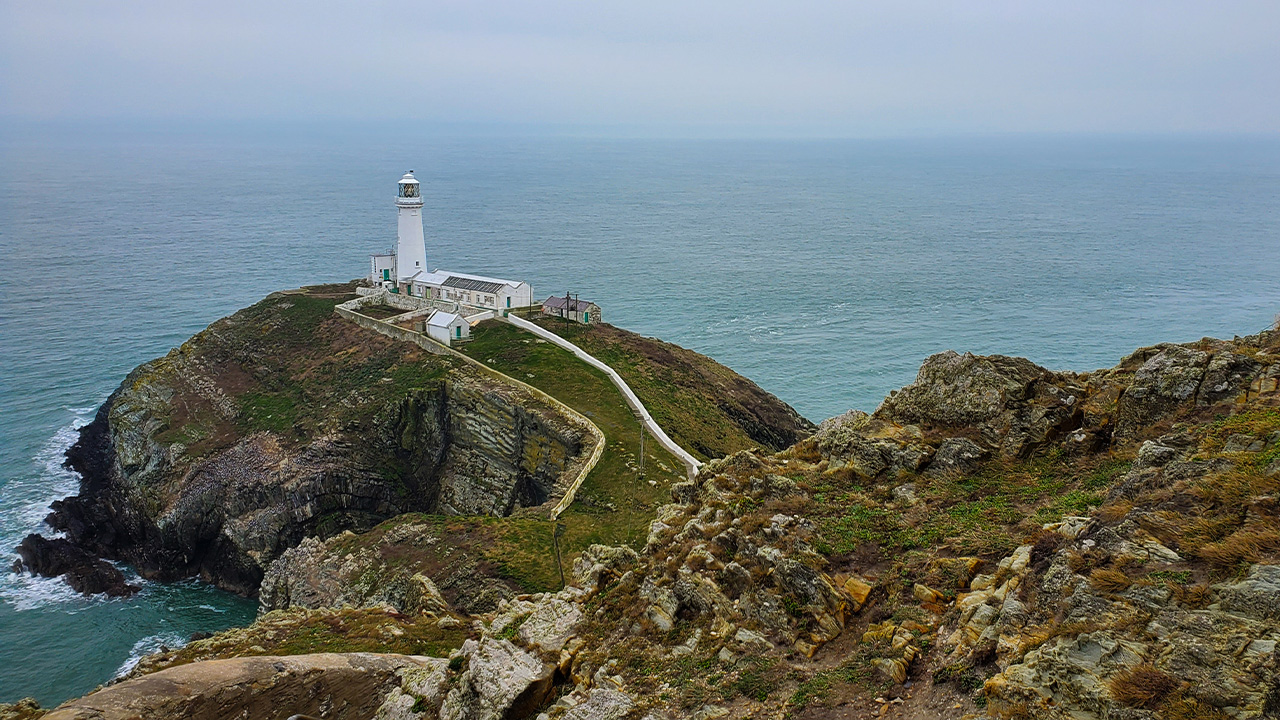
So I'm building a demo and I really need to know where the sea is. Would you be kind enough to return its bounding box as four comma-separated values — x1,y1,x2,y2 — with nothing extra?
1,124,1278,706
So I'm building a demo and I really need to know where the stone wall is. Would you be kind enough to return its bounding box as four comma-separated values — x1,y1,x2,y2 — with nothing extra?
335,298,606,520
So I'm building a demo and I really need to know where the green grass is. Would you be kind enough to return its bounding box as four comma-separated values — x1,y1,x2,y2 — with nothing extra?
815,453,1127,561
457,321,685,583
238,392,298,434
526,315,811,459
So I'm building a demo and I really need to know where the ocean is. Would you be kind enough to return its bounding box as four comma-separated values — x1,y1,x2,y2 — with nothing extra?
1,126,1278,705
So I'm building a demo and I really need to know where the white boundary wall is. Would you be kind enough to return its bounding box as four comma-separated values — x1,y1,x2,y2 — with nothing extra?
503,314,702,477
335,296,605,519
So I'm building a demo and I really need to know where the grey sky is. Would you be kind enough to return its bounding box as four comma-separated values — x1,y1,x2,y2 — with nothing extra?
2,1,1278,135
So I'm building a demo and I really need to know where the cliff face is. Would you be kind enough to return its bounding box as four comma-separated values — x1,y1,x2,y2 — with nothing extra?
30,284,588,595
32,323,1280,720
18,283,813,601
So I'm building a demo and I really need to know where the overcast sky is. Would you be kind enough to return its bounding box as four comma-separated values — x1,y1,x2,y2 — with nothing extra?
2,1,1278,136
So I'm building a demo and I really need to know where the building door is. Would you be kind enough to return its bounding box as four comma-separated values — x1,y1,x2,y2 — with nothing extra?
455,326,462,339
583,312,589,323
382,269,390,281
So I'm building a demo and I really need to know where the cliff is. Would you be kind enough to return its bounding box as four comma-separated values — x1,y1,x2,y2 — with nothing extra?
39,323,1276,720
16,291,1280,720
13,283,812,599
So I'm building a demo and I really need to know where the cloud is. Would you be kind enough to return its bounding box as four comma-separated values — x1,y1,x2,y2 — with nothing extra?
2,0,1277,135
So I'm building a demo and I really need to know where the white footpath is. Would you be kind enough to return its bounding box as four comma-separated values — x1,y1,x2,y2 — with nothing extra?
504,314,702,478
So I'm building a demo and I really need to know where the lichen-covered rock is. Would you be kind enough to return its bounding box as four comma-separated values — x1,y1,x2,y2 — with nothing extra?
1215,564,1280,620
926,437,988,474
571,544,638,595
1113,345,1211,440
876,351,1049,428
0,698,45,720
439,638,555,720
257,526,502,615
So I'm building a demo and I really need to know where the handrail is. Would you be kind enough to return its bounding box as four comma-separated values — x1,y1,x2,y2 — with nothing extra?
503,314,702,478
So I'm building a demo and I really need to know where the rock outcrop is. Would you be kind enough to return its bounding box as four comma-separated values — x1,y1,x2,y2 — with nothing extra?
20,286,590,595
12,534,138,597
24,304,1280,720
43,653,438,720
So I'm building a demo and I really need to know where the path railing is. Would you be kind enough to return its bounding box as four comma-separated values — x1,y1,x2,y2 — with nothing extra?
502,314,702,478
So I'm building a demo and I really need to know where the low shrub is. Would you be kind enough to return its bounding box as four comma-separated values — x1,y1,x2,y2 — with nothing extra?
1109,664,1179,709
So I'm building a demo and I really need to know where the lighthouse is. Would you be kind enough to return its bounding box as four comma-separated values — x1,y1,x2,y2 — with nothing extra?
395,171,427,281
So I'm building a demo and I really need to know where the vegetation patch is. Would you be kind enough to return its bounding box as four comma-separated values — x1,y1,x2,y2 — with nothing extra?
524,314,814,459
1108,664,1179,710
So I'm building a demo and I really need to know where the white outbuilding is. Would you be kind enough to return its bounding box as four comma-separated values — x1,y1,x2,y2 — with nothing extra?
426,311,469,345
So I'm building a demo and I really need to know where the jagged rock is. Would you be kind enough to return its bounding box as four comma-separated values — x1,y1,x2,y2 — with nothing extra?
373,661,452,720
1198,351,1260,406
558,688,633,720
1215,564,1280,620
876,351,1049,427
673,570,730,616
13,534,139,597
813,412,933,477
0,698,44,720
1113,345,1210,440
842,575,874,607
517,596,583,653
571,544,638,595
439,638,555,720
926,437,988,474
913,583,942,604
1135,440,1180,467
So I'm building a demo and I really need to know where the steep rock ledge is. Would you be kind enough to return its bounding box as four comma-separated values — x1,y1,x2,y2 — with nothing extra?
17,285,589,596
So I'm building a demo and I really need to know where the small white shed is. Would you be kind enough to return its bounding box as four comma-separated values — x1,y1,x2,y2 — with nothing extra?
426,311,469,345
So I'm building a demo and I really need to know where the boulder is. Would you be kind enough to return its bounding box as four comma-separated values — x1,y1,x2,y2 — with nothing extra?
43,653,439,720
439,638,555,720
925,437,988,475
571,544,638,595
1113,345,1210,440
560,688,634,720
1197,351,1260,406
517,596,583,653
876,351,1049,427
13,534,139,597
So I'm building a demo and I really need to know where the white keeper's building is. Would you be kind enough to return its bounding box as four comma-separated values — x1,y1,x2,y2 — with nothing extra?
370,172,533,314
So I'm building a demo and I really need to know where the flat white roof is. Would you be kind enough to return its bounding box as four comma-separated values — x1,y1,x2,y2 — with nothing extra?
427,311,461,327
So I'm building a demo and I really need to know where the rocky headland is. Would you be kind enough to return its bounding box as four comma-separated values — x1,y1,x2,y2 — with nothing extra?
7,288,1280,720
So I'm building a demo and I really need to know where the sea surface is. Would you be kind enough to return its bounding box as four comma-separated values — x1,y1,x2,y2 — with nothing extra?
1,126,1278,705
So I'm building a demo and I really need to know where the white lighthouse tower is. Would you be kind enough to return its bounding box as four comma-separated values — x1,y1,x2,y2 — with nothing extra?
395,171,428,282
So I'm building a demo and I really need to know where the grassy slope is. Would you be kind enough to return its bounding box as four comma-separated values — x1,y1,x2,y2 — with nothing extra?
522,314,814,459
151,282,458,461
457,320,686,590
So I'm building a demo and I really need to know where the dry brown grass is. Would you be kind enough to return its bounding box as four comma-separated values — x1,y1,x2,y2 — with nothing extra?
1095,501,1133,523
1171,583,1213,608
1196,529,1280,566
1109,664,1179,709
1089,568,1132,594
